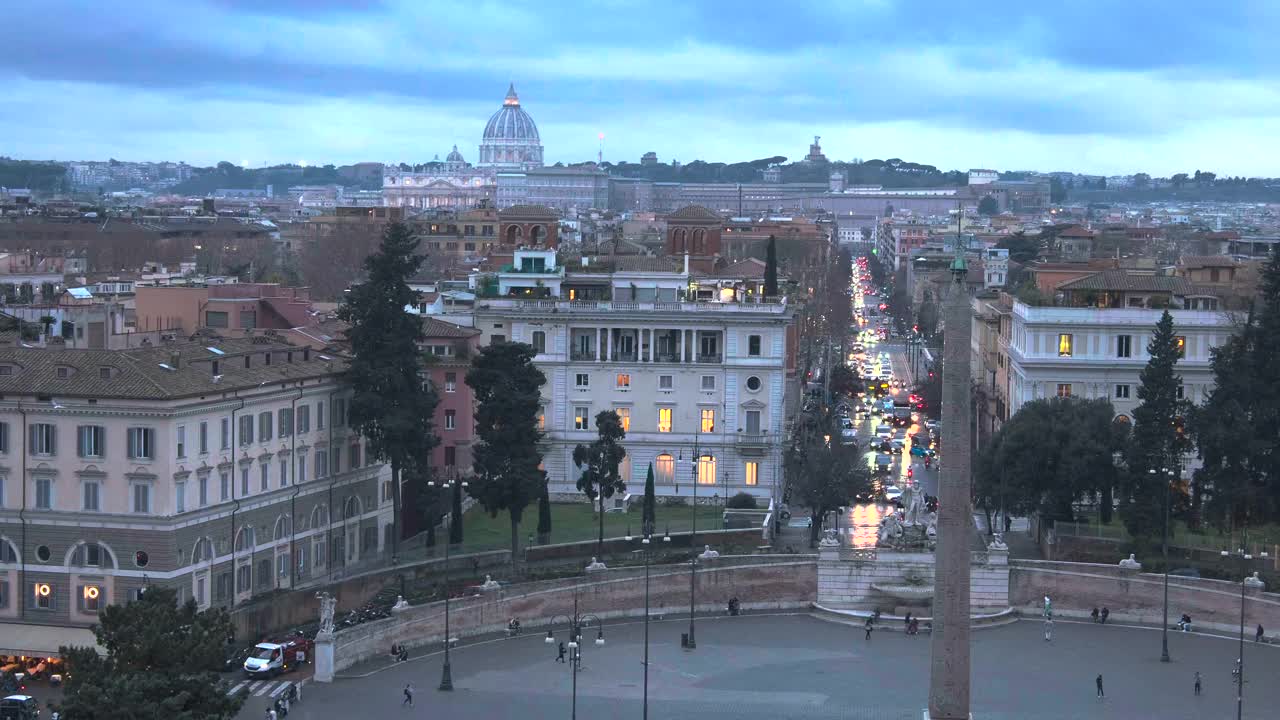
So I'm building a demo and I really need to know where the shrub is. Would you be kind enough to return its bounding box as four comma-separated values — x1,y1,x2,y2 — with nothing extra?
726,492,758,510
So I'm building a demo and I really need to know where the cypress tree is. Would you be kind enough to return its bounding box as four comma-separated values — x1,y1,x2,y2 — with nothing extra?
764,234,779,298
642,462,657,537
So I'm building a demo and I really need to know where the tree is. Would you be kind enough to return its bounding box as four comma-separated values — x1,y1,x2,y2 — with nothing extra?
977,195,999,216
466,342,547,570
974,397,1120,534
1049,177,1067,204
996,231,1041,264
788,439,872,546
338,222,439,558
764,235,779,298
1120,310,1190,547
829,364,860,398
642,462,657,536
536,482,552,544
60,586,242,720
573,410,628,554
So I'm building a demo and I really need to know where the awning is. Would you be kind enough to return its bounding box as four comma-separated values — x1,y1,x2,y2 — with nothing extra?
0,623,101,657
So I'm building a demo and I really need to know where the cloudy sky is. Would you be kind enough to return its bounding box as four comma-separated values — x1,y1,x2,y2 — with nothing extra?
3,1,1277,176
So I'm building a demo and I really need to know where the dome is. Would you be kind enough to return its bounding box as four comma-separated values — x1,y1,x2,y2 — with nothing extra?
478,83,544,170
446,144,464,163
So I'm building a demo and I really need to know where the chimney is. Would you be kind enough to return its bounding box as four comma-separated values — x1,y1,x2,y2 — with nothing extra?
169,351,180,369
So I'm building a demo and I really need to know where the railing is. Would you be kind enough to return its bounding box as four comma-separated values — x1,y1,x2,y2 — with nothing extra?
735,432,769,447
696,354,723,364
569,349,596,361
480,299,788,314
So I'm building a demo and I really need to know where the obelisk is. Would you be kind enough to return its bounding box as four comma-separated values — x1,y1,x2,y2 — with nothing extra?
927,241,973,718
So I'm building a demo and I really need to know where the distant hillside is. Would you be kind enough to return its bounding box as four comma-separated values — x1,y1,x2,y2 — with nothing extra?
169,162,378,195
0,159,68,193
603,156,967,188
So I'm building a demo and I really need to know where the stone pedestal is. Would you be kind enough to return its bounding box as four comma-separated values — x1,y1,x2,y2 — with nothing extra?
585,557,607,573
313,632,335,683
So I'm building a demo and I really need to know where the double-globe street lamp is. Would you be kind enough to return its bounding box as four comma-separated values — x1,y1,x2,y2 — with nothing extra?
428,476,467,692
627,527,671,720
677,437,704,650
1221,545,1268,720
1149,466,1177,663
545,593,605,720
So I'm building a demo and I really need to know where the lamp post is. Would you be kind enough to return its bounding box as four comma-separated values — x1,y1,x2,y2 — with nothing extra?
1150,466,1175,663
428,476,467,691
545,596,605,720
628,527,670,720
679,436,701,650
1221,545,1268,720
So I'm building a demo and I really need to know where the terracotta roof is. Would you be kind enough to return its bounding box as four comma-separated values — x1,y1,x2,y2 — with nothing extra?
1058,270,1195,294
666,205,722,222
1178,255,1240,268
579,256,682,273
0,336,345,400
716,258,767,279
1058,225,1096,238
498,205,558,219
421,317,479,339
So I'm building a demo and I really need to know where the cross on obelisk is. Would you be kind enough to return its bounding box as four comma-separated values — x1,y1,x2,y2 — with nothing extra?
927,210,973,719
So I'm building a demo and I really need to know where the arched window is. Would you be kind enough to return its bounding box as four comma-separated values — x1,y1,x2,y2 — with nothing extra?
311,504,329,529
655,454,675,484
697,454,717,485
529,225,545,245
1,537,21,564
274,515,292,541
692,229,706,254
672,228,687,253
506,225,523,244
193,537,214,563
234,526,256,552
344,496,361,520
67,541,117,569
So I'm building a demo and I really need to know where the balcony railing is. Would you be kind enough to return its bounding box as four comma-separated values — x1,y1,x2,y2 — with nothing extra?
569,349,597,361
736,432,768,447
696,353,723,364
479,299,788,314
610,351,637,362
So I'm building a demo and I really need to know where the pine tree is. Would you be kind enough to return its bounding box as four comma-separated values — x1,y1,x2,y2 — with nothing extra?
537,483,553,544
338,222,438,557
573,410,628,555
466,342,547,571
764,235,779,298
642,462,657,537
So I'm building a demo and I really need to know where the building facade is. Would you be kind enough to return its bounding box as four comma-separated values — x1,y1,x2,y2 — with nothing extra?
0,338,391,646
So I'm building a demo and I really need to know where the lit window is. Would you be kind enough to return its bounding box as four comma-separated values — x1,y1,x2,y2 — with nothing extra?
1056,383,1072,398
538,407,546,430
700,408,716,433
1057,334,1073,357
745,461,759,486
655,454,675,482
445,372,457,393
1174,336,1186,358
614,408,631,432
616,373,631,389
575,407,590,431
697,455,717,485
657,408,673,433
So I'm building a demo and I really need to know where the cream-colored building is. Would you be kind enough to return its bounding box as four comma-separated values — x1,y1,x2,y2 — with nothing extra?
0,336,390,649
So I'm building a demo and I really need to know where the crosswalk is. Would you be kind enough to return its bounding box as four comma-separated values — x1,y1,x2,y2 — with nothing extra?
225,678,307,699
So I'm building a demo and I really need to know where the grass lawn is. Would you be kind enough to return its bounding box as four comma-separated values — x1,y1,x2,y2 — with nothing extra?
1066,509,1280,549
455,502,730,553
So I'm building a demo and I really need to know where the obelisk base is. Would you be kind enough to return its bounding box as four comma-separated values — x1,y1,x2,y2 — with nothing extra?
923,712,973,719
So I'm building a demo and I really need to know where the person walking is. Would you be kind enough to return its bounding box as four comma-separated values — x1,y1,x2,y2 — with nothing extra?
1256,624,1265,643
266,707,277,720
864,617,874,640
1095,674,1104,699
1044,618,1053,642
1194,671,1202,696
556,641,567,663
403,683,414,707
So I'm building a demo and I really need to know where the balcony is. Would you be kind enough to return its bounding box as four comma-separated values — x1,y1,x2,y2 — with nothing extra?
736,431,769,455
654,353,681,363
569,349,597,361
696,354,723,364
610,352,638,362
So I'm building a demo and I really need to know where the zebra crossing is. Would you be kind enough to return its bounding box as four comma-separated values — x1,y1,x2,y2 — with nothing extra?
225,678,306,699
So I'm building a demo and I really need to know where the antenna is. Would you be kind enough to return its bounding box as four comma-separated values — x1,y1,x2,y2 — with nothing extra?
597,132,605,165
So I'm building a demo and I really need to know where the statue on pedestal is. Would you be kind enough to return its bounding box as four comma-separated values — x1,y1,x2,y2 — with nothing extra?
316,592,337,636
878,512,903,545
901,484,927,527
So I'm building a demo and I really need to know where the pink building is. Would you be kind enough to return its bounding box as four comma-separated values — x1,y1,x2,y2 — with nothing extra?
421,317,480,476
134,284,314,334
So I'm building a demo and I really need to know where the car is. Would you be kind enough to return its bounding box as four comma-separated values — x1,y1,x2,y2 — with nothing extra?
875,425,892,439
925,420,939,432
910,445,930,457
883,486,903,503
890,440,906,454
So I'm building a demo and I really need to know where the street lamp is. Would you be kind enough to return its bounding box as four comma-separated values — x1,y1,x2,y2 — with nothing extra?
428,476,467,691
1149,466,1175,663
678,439,702,650
546,594,605,720
628,526,670,720
1221,545,1268,720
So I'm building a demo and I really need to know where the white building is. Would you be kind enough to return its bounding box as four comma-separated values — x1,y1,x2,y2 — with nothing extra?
968,169,999,185
1005,301,1235,422
983,248,1009,288
471,254,797,506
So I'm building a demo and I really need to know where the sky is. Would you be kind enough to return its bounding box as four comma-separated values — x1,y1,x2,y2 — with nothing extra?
2,0,1278,176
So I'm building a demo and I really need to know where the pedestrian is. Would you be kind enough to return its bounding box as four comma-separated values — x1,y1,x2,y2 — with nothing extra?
1096,674,1104,699
556,641,567,663
903,612,912,631
1090,607,1099,623
1100,607,1109,624
1194,671,1201,696
1044,619,1053,642
403,683,414,707
865,617,874,640
1256,624,1265,643
266,707,277,720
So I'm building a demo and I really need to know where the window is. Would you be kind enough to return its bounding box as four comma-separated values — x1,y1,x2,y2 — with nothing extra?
176,425,186,458
1116,335,1132,358
239,415,254,445
614,407,631,432
532,331,546,353
658,407,673,433
699,334,719,358
83,480,100,511
297,455,307,484
445,372,457,392
700,408,716,433
537,407,546,430
1175,336,1186,358
655,454,675,483
220,470,230,501
240,466,250,495
1115,384,1130,399
279,408,294,437
574,407,590,431
445,409,456,430
575,373,590,388
1057,334,1073,357
748,334,762,356
745,461,759,486
350,443,361,469
132,483,151,514
239,310,257,328
258,411,273,442
127,427,154,460
444,446,456,467
33,477,52,509
745,409,762,434
492,335,506,344
659,375,673,390
331,446,342,474
77,425,105,458
616,373,631,389
316,449,329,479
0,422,7,453
176,480,186,513
199,474,209,506
333,398,347,427
296,405,310,433
79,584,102,612
199,421,208,454
220,417,230,449
236,564,251,594
317,401,326,430
33,583,53,610
29,423,56,456
205,311,229,328
259,464,269,491
746,375,762,392
1176,384,1185,400
701,375,716,391
697,455,717,485
280,458,288,488
1056,383,1072,398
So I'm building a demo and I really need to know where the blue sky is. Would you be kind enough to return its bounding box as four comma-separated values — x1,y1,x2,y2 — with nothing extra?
2,0,1277,175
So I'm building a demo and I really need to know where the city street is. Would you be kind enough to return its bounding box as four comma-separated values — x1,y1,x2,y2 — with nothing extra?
236,614,1280,720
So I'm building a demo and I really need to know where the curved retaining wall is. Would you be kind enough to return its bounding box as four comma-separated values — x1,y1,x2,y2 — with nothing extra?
1010,559,1280,634
332,556,817,674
